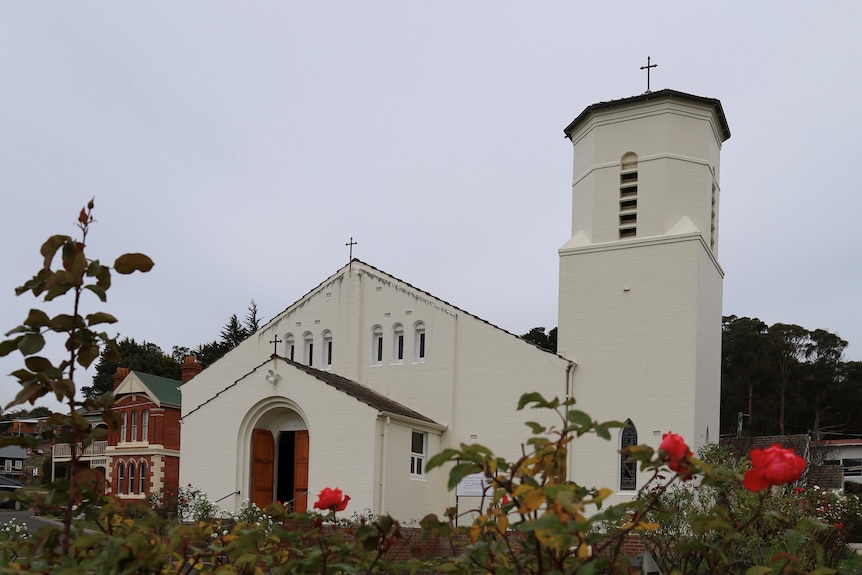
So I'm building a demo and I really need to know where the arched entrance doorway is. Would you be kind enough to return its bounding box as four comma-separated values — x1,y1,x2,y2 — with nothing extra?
247,403,309,511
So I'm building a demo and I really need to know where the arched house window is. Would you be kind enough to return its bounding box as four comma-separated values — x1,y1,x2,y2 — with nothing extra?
413,321,426,362
142,410,149,442
285,334,295,362
120,412,127,443
117,462,125,494
322,330,333,368
370,325,384,365
392,323,404,364
619,419,637,491
129,459,136,493
131,411,138,441
139,462,147,494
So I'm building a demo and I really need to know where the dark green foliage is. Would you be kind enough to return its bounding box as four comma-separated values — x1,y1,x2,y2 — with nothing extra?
721,316,861,438
520,326,557,353
84,337,181,397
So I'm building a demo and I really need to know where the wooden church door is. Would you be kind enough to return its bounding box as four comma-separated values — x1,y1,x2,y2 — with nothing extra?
251,429,274,509
293,430,309,512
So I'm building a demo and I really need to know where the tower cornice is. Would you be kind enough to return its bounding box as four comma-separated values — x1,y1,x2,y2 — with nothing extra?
564,89,731,142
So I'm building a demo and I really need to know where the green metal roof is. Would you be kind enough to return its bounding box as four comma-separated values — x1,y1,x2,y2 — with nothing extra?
130,372,181,406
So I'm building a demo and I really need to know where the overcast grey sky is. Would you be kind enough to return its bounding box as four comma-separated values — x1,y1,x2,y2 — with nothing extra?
1,2,859,412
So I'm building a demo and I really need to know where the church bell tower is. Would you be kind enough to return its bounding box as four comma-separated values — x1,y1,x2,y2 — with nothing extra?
557,89,731,496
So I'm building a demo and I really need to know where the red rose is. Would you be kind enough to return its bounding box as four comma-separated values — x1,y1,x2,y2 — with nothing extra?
743,444,806,492
659,432,695,479
313,487,350,512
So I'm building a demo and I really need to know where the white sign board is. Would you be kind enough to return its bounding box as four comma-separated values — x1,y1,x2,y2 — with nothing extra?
456,472,494,497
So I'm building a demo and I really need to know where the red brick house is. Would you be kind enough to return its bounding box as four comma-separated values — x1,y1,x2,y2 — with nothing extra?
106,359,200,500
53,357,200,500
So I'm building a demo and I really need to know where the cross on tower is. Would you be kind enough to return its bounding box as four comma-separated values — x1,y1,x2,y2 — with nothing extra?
345,237,358,270
269,335,282,357
640,56,657,93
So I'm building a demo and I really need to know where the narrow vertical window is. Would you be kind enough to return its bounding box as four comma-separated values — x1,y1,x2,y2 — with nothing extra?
142,411,149,442
620,420,637,491
322,330,333,368
129,460,136,493
139,462,147,494
710,181,717,251
117,463,125,494
285,334,295,361
392,324,404,363
303,332,314,366
619,153,638,239
120,412,127,443
131,411,138,441
410,431,427,477
372,326,383,365
414,322,426,362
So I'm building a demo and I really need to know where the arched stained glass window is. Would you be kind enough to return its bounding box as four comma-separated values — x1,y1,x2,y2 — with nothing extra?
620,419,637,491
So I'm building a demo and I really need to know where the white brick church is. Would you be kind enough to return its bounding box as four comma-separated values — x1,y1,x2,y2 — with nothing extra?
179,88,729,519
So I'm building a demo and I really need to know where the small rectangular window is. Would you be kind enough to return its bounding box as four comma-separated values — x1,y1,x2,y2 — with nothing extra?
620,185,637,197
397,335,404,361
308,343,314,367
843,459,861,477
411,431,427,477
620,228,637,238
620,172,638,183
376,337,383,362
418,333,425,359
620,199,637,211
620,213,637,225
289,344,295,361
327,341,333,365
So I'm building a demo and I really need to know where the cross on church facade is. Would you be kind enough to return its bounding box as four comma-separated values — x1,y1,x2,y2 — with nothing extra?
269,335,282,357
640,56,657,92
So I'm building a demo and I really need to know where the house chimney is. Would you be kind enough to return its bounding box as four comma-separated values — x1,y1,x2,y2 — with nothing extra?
181,356,202,383
113,367,130,390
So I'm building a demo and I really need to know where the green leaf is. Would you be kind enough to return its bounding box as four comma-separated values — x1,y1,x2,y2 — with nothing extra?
595,424,611,440
86,312,117,326
447,462,482,490
114,253,154,274
24,356,55,373
567,409,592,427
8,382,47,408
40,234,69,269
517,392,550,410
50,314,80,332
0,337,22,357
23,308,51,327
19,333,45,355
84,284,108,302
524,421,546,434
62,241,86,280
77,343,101,368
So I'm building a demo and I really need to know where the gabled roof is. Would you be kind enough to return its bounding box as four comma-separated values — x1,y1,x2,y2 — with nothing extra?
0,476,23,490
564,88,731,142
116,371,181,407
259,258,567,361
0,445,26,459
287,359,442,427
183,356,443,429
